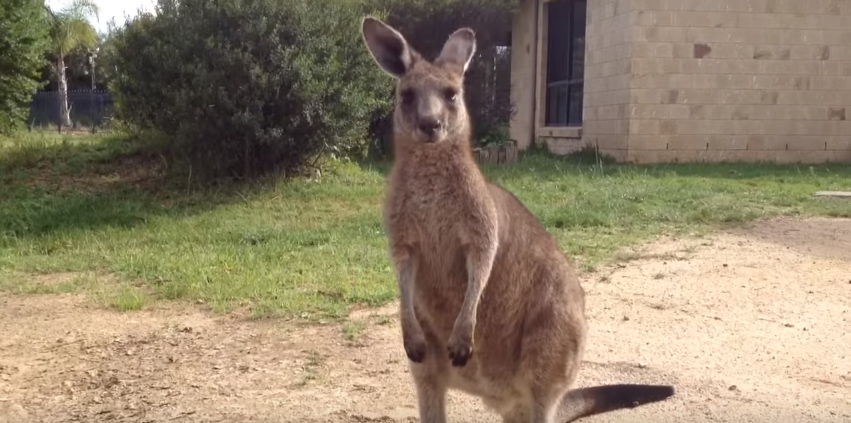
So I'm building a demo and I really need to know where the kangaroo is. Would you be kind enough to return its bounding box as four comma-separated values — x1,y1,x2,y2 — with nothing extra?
360,17,675,423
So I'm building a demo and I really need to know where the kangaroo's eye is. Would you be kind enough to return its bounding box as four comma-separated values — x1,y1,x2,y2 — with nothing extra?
444,88,458,102
400,89,415,106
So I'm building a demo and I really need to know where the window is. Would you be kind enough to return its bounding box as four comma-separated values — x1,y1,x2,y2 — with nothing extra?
545,0,586,126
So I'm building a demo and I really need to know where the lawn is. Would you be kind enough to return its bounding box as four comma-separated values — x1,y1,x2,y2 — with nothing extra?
1,131,849,318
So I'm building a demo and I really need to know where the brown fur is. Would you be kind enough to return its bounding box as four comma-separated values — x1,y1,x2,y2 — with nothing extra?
361,17,675,423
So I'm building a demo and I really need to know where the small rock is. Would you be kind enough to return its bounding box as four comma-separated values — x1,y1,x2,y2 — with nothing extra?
722,264,728,267
1,374,9,381
622,316,630,321
103,375,120,388
784,323,794,328
93,396,103,404
728,385,737,391
126,350,134,356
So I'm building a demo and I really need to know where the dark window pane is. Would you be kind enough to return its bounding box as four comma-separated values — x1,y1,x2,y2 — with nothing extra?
546,0,570,83
547,85,569,126
559,87,570,124
568,82,583,125
547,87,557,125
569,1,586,83
545,0,586,127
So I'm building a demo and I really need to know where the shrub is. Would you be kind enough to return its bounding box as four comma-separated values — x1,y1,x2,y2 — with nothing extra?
0,0,50,134
112,0,393,180
478,123,512,148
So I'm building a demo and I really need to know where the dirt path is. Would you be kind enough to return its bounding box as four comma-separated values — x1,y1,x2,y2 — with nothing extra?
1,217,849,423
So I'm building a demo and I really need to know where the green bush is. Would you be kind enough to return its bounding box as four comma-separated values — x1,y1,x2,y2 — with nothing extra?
0,0,50,134
110,0,517,177
112,0,393,180
478,123,512,147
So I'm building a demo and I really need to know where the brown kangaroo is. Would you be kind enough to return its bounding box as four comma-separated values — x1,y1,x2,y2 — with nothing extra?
360,16,675,423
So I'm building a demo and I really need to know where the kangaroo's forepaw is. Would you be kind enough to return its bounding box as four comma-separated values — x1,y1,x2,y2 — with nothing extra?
403,335,427,363
447,334,473,367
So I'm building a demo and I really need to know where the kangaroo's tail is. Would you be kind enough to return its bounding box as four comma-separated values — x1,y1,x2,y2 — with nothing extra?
557,383,675,422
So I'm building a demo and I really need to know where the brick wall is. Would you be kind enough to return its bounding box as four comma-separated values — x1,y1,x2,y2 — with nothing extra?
628,0,851,163
581,0,636,160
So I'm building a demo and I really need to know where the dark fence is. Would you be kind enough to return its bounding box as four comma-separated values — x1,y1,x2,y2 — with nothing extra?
28,90,115,128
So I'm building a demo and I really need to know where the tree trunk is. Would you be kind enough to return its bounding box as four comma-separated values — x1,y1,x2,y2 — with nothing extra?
57,54,72,128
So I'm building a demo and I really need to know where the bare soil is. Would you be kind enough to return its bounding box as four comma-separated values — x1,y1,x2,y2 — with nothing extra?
1,217,849,423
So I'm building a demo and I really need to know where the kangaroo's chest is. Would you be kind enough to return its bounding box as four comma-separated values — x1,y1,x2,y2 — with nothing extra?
387,167,480,287
387,160,482,243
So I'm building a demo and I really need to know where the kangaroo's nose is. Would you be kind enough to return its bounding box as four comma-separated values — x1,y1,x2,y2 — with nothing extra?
418,118,441,136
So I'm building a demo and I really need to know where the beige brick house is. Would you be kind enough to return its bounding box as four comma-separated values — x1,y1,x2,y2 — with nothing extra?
509,0,851,163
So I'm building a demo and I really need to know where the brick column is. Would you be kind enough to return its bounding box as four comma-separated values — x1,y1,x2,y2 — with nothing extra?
582,0,637,161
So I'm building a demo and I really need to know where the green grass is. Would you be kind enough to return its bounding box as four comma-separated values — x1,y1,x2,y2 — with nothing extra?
1,131,849,319
108,286,149,311
0,271,96,295
341,320,368,341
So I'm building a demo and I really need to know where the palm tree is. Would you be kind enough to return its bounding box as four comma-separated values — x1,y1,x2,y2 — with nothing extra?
44,0,99,129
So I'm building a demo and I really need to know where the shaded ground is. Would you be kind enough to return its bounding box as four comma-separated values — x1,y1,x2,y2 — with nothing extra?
1,217,849,423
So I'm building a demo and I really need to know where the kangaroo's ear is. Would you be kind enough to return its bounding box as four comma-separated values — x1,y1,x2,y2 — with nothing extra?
436,27,476,74
361,17,413,78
